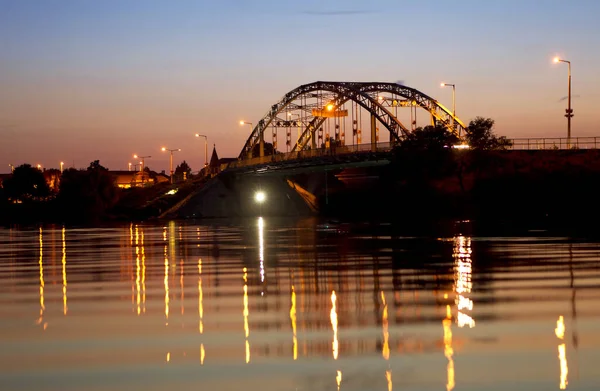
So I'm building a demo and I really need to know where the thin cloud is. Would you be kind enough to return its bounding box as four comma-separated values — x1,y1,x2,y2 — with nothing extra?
302,10,378,16
394,79,406,86
558,95,580,102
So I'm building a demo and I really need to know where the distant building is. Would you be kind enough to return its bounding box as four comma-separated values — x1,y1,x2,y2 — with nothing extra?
109,170,169,188
206,145,236,177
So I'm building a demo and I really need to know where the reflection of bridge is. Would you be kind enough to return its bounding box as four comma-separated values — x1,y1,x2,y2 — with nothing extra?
234,81,466,167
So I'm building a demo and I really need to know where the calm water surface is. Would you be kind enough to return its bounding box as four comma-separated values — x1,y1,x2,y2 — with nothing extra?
1,218,599,391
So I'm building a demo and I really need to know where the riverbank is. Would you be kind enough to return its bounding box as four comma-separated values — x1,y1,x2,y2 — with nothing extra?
3,150,600,233
318,149,600,232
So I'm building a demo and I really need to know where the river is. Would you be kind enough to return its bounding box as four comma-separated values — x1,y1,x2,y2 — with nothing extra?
1,218,599,390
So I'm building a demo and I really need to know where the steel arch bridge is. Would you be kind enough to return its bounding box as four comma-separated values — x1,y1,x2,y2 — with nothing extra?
239,81,467,160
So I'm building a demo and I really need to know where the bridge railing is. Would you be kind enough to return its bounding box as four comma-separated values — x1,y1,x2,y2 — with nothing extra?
224,142,395,170
222,137,600,171
507,137,600,150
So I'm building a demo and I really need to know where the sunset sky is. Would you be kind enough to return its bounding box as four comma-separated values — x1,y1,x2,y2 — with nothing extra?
2,0,600,173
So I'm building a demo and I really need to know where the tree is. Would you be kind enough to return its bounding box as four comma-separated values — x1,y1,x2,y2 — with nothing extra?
57,161,118,222
175,160,192,176
88,160,108,171
466,117,512,150
396,125,460,152
2,164,50,201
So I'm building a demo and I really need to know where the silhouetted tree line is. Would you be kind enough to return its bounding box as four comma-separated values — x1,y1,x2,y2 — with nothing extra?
57,160,119,222
0,159,208,225
0,161,118,224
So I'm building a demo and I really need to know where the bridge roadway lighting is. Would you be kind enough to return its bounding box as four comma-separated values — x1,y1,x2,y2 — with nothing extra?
195,133,208,170
161,147,181,184
553,57,573,148
133,154,151,185
254,191,266,203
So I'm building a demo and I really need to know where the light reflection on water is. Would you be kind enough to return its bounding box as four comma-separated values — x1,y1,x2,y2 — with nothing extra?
1,220,600,390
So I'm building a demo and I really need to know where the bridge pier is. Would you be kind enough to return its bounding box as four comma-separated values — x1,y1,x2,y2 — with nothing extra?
172,173,316,219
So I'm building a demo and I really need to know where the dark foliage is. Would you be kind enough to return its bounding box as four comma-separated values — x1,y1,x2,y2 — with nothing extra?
2,164,50,202
466,117,512,150
57,161,118,223
175,160,192,176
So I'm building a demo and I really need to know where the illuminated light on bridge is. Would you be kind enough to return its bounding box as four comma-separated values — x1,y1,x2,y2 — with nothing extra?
452,144,470,149
254,191,266,203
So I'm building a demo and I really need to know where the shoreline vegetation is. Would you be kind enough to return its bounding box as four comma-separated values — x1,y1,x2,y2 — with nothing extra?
2,118,600,232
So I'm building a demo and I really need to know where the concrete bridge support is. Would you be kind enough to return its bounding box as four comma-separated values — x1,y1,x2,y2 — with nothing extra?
173,173,316,219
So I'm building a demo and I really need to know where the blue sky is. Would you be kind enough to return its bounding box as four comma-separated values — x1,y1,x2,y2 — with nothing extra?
2,0,600,172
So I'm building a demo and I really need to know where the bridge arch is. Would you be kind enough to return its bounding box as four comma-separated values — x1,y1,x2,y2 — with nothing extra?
239,81,467,159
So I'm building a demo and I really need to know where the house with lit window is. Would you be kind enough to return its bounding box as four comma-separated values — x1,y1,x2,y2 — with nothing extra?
109,171,169,188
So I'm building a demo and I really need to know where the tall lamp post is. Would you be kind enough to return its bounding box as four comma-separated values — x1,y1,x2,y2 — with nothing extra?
195,133,208,171
553,57,573,148
60,161,64,174
8,164,14,173
440,82,456,117
133,154,151,185
240,120,260,158
161,147,181,184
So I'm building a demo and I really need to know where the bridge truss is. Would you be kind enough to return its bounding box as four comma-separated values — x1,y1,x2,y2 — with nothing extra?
239,81,467,159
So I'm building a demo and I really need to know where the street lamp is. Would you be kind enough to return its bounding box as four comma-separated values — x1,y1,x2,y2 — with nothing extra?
8,164,14,173
128,162,132,172
195,133,208,170
133,154,151,185
60,161,64,173
553,57,573,147
161,147,181,184
440,83,456,117
37,164,42,171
